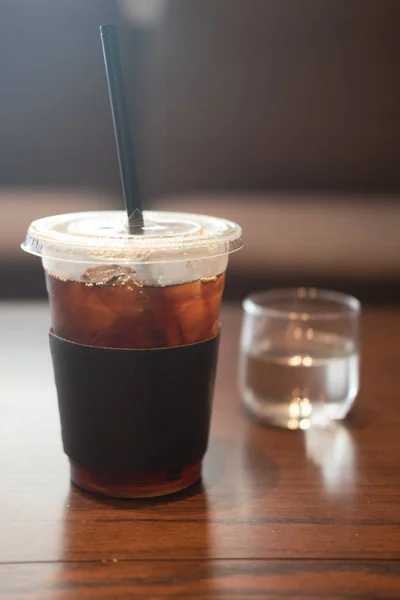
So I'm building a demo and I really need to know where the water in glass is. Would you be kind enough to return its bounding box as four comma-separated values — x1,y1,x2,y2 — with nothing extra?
240,331,359,429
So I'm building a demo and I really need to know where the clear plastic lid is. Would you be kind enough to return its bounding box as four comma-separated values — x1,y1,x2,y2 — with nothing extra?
22,210,243,264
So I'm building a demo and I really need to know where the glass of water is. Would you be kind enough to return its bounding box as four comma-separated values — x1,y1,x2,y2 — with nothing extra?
239,288,361,429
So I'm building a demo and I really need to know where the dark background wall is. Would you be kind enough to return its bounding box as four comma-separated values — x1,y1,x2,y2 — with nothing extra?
0,0,121,191
141,0,400,198
1,0,400,200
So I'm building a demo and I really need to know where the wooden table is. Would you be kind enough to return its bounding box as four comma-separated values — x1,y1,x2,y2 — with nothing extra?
1,303,400,599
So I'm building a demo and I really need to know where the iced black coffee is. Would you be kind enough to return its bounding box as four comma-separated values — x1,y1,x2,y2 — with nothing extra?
22,210,242,497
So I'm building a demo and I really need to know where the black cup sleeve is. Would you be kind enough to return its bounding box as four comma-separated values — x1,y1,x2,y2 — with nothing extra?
49,332,220,473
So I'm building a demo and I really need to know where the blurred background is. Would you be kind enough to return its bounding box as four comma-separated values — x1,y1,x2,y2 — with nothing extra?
2,0,400,302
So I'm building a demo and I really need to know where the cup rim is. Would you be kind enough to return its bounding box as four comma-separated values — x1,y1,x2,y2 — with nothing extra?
242,287,361,321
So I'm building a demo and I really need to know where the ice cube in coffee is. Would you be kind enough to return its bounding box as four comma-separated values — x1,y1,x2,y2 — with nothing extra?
47,265,225,349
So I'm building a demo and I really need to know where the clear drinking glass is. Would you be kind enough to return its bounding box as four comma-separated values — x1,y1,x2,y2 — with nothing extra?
239,288,361,429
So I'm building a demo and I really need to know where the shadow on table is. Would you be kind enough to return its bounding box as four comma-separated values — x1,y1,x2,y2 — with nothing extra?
201,435,280,513
75,477,208,509
344,403,375,430
61,480,213,561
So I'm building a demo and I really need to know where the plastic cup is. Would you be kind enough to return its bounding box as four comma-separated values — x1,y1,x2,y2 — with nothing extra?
22,210,242,497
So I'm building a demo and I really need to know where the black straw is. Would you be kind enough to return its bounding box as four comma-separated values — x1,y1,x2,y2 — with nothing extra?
100,24,144,233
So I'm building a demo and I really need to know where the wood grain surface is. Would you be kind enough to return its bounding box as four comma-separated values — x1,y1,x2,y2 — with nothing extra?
1,303,400,598
1,561,399,599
